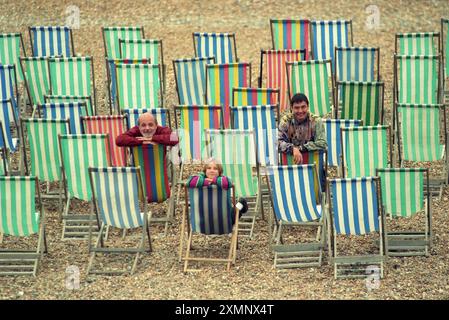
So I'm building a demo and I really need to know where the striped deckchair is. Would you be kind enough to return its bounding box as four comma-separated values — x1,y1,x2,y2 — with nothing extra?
232,87,279,107
193,32,238,64
0,176,47,276
442,19,449,100
327,177,385,279
81,115,128,166
336,81,384,125
87,167,152,275
259,49,305,112
335,47,380,82
341,125,392,178
48,56,96,116
102,27,144,59
377,168,432,256
123,108,170,128
29,26,74,57
311,20,353,64
58,134,111,239
20,57,51,106
130,144,173,234
270,19,311,59
0,99,21,173
287,59,334,117
205,63,251,128
267,164,325,268
115,63,163,111
180,183,239,272
44,94,92,115
173,57,215,105
0,148,6,176
39,102,87,134
323,119,362,167
395,32,440,55
0,64,19,119
0,33,27,82
205,129,260,238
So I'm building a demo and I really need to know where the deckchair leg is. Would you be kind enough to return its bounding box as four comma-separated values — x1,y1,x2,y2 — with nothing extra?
61,198,71,240
121,229,127,239
183,230,193,273
87,224,105,275
0,233,3,244
175,163,184,208
179,206,187,262
146,213,153,252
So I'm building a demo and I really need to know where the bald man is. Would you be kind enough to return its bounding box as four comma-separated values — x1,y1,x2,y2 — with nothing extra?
116,112,179,147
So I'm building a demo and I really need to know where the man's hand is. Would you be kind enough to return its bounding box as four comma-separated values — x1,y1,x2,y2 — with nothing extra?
292,147,303,164
136,136,156,145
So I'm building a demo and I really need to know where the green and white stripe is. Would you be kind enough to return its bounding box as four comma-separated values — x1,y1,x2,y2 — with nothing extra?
0,33,24,82
119,39,161,63
103,27,143,59
397,32,438,55
21,57,51,105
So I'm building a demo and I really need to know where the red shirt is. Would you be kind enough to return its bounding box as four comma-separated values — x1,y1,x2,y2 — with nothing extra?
116,125,179,147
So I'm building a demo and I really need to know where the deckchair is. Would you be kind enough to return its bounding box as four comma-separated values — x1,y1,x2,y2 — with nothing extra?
377,168,432,256
205,62,251,128
179,183,239,272
87,167,152,275
0,99,22,173
266,164,326,268
395,32,440,55
0,33,27,82
20,56,51,106
29,26,74,57
193,32,238,64
44,94,92,114
232,87,279,107
0,148,6,176
0,64,19,119
58,134,111,240
259,49,305,112
38,101,87,134
341,125,392,178
442,19,449,102
336,81,384,125
81,115,128,166
102,26,144,59
270,19,311,59
130,144,174,234
286,59,334,117
48,56,96,116
122,108,170,128
205,129,260,238
335,47,380,82
327,176,385,279
173,57,215,105
0,176,47,276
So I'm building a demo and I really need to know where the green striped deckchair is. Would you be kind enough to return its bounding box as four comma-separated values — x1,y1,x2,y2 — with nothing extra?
0,176,47,276
0,148,6,175
441,19,449,101
232,87,279,107
341,125,392,178
20,57,51,106
0,33,27,82
336,81,384,125
205,129,261,238
395,32,440,55
335,47,380,82
115,63,163,110
87,167,152,275
48,56,96,116
377,168,432,256
287,59,334,117
58,134,111,239
102,27,144,59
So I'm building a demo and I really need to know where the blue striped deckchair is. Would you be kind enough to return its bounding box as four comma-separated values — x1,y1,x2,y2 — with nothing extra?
395,32,440,55
0,33,27,82
87,167,152,275
0,99,21,174
266,164,325,268
0,176,47,276
39,102,87,134
377,168,431,256
123,108,170,128
29,26,74,57
327,177,385,279
44,94,93,116
335,47,380,82
180,183,239,272
0,64,19,120
270,19,311,59
173,57,215,105
193,32,238,64
232,87,280,107
20,56,52,107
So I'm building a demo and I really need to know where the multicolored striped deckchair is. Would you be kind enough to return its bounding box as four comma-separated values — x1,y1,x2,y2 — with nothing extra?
122,108,170,128
102,27,144,59
442,19,449,98
58,134,111,239
193,32,238,64
266,164,325,268
81,115,128,166
39,102,87,134
335,47,380,82
205,63,251,128
48,56,96,116
341,125,392,178
232,87,279,107
395,32,440,55
259,49,305,111
0,33,27,82
180,183,238,272
327,177,385,279
286,59,334,117
323,119,362,167
29,26,74,57
115,63,163,111
311,20,353,64
0,100,20,173
20,56,51,106
336,81,384,125
377,168,431,256
87,167,152,275
270,19,311,59
173,57,215,105
0,64,19,120
0,176,47,276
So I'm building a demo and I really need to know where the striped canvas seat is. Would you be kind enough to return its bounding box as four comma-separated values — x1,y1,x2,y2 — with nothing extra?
193,32,237,64
123,108,170,128
442,19,449,86
311,20,353,64
335,47,380,82
39,102,87,134
20,57,51,106
270,19,311,59
0,99,19,153
396,32,440,55
0,33,27,82
29,26,74,57
0,148,6,175
102,26,144,59
0,64,19,120
232,87,279,107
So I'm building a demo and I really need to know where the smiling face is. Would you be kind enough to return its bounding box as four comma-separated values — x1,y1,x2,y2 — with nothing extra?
205,162,220,179
292,100,309,122
138,113,157,138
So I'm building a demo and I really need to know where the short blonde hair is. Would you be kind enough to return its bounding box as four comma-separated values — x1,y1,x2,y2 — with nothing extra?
203,158,223,176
